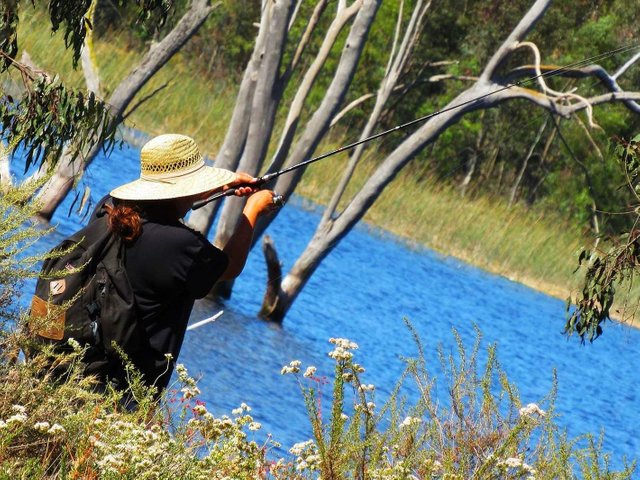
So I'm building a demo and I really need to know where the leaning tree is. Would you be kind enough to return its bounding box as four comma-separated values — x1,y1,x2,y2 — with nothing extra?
189,0,640,322
0,0,218,219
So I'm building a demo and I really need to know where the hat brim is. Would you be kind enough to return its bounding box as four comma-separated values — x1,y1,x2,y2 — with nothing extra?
110,165,236,201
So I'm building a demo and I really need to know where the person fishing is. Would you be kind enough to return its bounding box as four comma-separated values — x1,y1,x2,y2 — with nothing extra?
98,133,280,395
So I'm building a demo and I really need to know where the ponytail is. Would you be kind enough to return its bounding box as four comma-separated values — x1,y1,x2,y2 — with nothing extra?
106,201,142,243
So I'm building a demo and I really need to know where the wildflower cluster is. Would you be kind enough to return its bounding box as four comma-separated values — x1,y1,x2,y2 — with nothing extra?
281,360,301,375
0,404,67,436
519,402,546,418
289,439,321,472
89,416,177,478
0,326,633,479
496,456,537,479
278,337,381,478
328,337,358,361
176,363,201,399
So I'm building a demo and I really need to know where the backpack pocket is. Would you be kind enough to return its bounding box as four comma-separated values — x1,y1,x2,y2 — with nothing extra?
29,295,66,341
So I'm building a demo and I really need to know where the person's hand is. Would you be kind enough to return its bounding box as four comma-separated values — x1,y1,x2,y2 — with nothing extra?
245,189,280,216
225,172,260,197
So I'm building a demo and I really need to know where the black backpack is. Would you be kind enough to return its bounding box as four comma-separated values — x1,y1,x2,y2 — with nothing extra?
28,205,142,381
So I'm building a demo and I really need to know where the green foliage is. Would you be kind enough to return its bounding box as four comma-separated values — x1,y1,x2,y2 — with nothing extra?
0,1,174,173
3,317,633,478
0,181,52,329
0,0,19,67
566,134,640,341
1,73,116,170
0,343,274,478
0,0,170,68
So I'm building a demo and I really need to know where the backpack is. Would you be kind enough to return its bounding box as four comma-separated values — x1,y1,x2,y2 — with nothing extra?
28,205,142,381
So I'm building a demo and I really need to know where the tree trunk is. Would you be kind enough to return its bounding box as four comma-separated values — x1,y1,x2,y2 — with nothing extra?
206,0,296,298
251,0,381,247
264,87,486,321
261,0,562,321
35,0,215,220
188,1,274,234
209,0,380,299
258,235,285,321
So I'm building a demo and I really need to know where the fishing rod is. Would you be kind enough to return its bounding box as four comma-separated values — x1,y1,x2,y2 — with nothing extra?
192,42,640,211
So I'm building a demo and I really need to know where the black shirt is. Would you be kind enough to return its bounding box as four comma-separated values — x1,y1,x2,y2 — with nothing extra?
94,196,228,392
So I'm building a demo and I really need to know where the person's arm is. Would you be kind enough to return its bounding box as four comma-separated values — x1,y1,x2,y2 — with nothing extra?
219,189,277,280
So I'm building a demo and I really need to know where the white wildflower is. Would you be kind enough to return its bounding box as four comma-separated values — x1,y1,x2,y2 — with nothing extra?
181,386,201,399
329,338,359,350
11,405,26,414
6,413,27,425
359,383,375,392
519,403,546,418
340,413,349,421
400,416,422,428
328,338,358,361
502,457,523,468
0,420,7,429
303,366,317,378
498,457,536,475
281,360,301,375
328,347,353,361
47,423,66,435
289,440,315,456
193,404,208,415
353,363,365,373
33,421,51,433
97,454,124,468
426,459,443,475
248,422,261,431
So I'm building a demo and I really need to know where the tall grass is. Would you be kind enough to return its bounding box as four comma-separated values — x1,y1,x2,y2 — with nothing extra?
296,143,587,300
17,7,591,303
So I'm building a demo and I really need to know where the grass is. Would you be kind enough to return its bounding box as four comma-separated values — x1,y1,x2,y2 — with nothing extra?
17,7,600,309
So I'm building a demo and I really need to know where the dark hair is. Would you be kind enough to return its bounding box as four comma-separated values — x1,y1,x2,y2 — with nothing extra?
106,201,143,243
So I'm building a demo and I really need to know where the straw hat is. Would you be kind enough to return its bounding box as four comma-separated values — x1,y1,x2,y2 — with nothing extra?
110,134,236,201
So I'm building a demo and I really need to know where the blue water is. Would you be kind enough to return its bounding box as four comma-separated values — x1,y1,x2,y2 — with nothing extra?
11,141,640,470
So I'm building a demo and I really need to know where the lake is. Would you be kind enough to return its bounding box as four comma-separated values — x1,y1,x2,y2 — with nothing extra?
13,139,640,470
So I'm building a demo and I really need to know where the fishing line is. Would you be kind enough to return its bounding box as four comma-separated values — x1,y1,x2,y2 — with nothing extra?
192,42,640,211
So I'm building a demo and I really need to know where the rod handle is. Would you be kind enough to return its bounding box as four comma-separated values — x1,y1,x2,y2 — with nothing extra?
191,175,273,211
191,188,236,210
